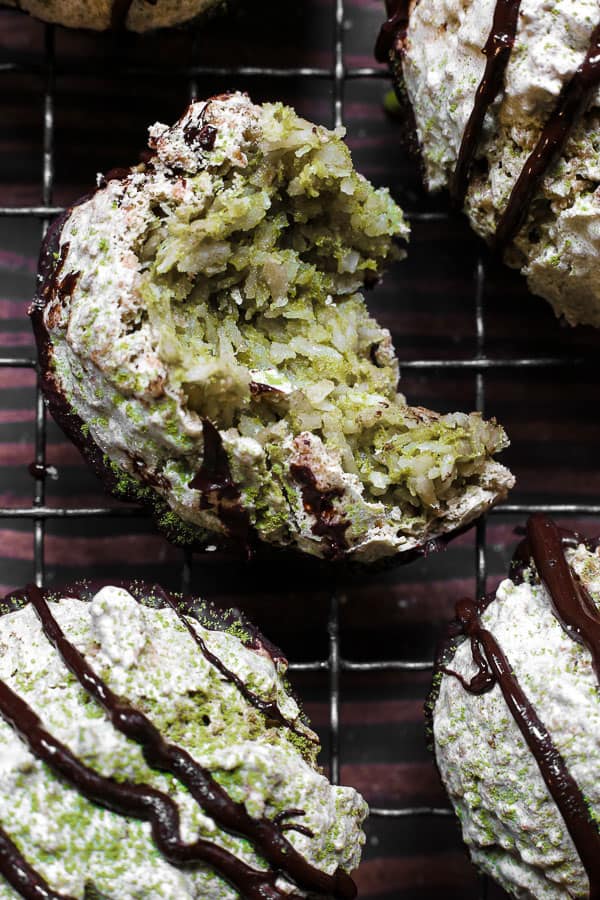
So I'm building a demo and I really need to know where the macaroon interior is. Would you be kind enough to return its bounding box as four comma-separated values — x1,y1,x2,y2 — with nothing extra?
121,102,506,538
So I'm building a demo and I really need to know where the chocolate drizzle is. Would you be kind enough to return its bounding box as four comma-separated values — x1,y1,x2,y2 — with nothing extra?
155,584,319,745
380,1,600,251
189,419,253,555
273,809,315,839
457,9,600,248
495,22,600,249
375,0,410,63
452,0,522,205
0,662,294,899
442,515,600,896
289,464,349,560
0,826,74,900
0,585,356,900
523,515,600,681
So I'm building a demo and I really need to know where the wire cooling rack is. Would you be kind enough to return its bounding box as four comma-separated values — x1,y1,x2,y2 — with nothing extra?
2,1,600,897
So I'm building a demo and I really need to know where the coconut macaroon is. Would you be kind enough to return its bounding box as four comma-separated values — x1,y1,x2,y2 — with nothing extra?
429,515,600,899
379,0,600,327
4,0,225,31
32,93,513,564
0,580,366,899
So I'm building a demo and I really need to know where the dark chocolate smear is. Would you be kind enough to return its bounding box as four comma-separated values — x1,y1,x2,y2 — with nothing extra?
154,584,319,745
189,419,253,556
110,0,136,30
183,123,218,152
40,242,69,306
27,585,355,900
290,464,349,560
0,826,74,900
495,21,600,249
56,270,80,306
375,0,410,63
525,514,600,682
446,594,600,895
453,0,522,205
249,381,284,397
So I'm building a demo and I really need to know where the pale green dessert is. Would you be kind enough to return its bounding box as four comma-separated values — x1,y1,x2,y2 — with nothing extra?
430,531,600,899
389,0,600,326
34,93,514,563
0,582,367,898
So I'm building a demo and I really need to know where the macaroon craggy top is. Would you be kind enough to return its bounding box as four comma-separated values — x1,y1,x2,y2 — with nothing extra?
385,0,600,326
431,516,600,899
0,582,366,899
33,92,513,564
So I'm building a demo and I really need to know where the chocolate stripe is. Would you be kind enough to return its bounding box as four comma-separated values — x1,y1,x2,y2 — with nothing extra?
452,0,522,204
495,21,600,249
374,0,410,63
27,585,355,900
447,595,600,896
384,2,600,252
526,514,600,680
155,585,319,745
0,826,74,900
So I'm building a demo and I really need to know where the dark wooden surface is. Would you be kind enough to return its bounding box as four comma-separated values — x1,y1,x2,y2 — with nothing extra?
1,2,600,897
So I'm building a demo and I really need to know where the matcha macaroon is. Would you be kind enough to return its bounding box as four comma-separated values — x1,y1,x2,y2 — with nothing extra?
4,0,226,31
378,1,600,326
32,92,513,564
0,580,367,898
429,515,600,899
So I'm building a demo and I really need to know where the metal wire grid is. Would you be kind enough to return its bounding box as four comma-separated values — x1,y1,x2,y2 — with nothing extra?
1,2,600,896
